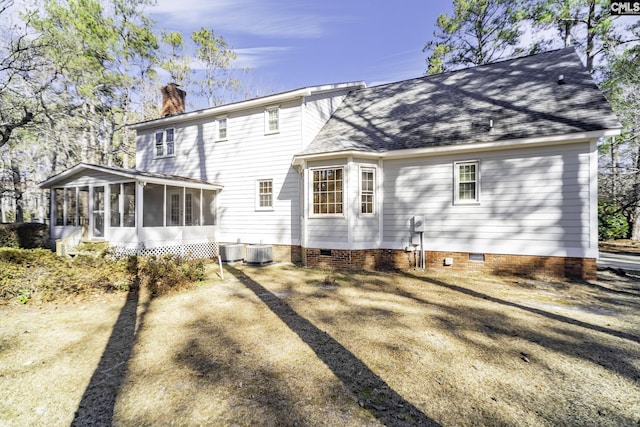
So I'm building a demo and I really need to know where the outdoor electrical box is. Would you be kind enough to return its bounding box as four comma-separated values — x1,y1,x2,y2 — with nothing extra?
412,216,425,233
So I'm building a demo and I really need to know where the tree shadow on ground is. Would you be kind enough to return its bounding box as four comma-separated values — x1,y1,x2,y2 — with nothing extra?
71,288,146,427
402,272,640,345
401,271,640,383
226,266,440,427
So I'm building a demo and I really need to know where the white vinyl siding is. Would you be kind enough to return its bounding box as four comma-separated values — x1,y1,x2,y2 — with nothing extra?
134,87,357,248
302,89,352,146
137,99,304,245
304,158,379,248
382,142,595,257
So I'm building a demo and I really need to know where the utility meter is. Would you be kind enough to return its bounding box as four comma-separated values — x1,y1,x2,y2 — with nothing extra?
412,216,425,233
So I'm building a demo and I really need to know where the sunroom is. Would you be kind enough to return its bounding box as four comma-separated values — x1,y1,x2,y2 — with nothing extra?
39,163,222,257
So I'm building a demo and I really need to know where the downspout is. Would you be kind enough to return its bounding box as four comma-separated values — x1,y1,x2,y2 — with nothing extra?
377,158,383,248
301,160,308,252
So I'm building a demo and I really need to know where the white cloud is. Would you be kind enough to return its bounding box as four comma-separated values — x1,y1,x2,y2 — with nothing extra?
233,46,291,68
150,0,327,38
175,46,290,71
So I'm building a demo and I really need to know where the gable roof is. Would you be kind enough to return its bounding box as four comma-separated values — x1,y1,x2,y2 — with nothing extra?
39,163,223,190
297,48,621,158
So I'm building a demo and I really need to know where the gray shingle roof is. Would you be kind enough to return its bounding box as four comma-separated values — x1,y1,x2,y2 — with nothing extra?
300,48,621,156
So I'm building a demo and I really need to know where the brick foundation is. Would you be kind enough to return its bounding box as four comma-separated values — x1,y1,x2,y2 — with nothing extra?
302,248,596,280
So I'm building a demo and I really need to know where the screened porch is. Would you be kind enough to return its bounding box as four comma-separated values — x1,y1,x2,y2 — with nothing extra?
39,163,223,256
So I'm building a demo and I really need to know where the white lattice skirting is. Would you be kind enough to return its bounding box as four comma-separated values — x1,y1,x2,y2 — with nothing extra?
109,240,219,260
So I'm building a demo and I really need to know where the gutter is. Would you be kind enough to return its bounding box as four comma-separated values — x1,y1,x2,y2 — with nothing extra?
129,81,366,131
292,128,622,167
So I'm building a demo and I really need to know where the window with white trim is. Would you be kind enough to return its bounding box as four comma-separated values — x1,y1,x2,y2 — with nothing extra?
265,106,279,134
312,168,343,215
216,117,227,141
154,128,175,157
360,168,375,215
155,131,164,156
256,179,273,210
454,161,480,204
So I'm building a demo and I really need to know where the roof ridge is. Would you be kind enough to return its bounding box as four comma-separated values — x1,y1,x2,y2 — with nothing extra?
366,47,578,91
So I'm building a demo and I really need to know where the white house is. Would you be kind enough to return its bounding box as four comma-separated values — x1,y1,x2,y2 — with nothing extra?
40,48,621,278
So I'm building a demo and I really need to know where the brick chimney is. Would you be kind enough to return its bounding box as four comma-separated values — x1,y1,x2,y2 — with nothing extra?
160,83,186,117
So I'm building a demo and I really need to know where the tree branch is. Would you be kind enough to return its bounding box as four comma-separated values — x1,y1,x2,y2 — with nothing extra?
0,106,34,148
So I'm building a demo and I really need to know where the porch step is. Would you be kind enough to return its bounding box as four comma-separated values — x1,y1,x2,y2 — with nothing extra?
69,241,110,257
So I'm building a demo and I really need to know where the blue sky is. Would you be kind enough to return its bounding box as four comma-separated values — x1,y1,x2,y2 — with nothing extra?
149,0,453,97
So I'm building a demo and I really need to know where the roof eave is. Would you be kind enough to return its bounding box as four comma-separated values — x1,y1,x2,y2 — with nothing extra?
39,163,223,191
129,81,366,131
292,128,621,166
38,163,137,188
137,176,223,191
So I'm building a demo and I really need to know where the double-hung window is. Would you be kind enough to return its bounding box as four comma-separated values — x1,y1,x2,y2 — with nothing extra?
256,179,273,210
166,128,174,155
360,168,375,215
265,106,279,134
216,117,227,141
154,128,175,158
155,131,164,156
312,168,343,215
454,161,480,204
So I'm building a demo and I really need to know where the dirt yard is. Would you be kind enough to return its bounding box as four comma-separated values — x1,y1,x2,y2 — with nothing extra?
1,264,639,426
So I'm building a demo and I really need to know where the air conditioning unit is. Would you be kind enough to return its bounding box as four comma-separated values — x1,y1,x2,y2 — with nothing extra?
246,244,273,265
219,243,244,263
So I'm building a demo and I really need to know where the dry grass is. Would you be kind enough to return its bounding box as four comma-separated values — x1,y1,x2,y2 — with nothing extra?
1,263,639,426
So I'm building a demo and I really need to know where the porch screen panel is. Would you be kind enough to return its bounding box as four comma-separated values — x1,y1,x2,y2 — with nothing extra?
194,191,201,226
79,188,89,226
185,190,201,226
54,189,64,226
123,183,135,227
110,184,121,227
185,193,193,226
202,190,216,225
166,186,182,226
65,188,76,226
143,183,164,227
